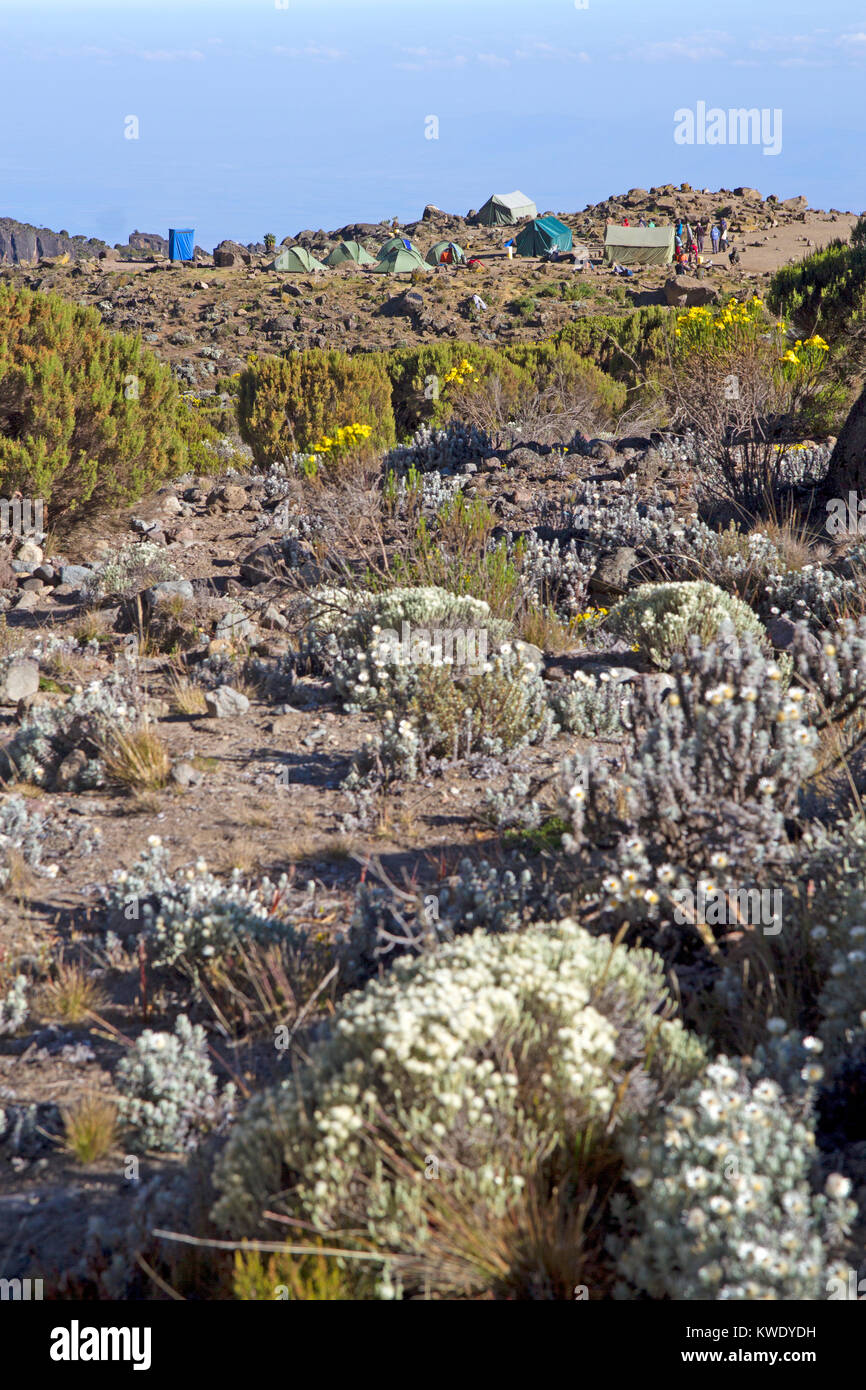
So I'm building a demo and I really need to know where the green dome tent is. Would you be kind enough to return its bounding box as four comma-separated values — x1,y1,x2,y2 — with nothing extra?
377,235,419,259
515,216,573,257
371,246,429,274
425,240,466,266
326,240,377,267
476,191,537,226
273,246,326,272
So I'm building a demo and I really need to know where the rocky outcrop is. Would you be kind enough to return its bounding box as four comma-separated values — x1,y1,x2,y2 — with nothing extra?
0,217,108,265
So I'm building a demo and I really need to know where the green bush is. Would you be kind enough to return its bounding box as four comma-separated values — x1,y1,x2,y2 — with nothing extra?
386,340,626,436
0,285,207,522
237,348,395,463
769,236,866,342
606,580,766,670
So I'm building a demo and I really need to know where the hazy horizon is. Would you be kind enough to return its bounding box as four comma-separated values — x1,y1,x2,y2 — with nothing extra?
2,0,864,251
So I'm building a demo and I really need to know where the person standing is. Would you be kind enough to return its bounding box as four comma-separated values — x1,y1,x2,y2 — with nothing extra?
719,217,729,252
710,224,720,255
696,222,705,254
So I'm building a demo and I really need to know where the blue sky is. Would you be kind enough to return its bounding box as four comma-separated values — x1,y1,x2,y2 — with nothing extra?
1,0,864,249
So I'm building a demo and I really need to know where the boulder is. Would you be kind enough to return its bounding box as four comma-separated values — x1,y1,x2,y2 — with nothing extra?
0,657,39,705
205,685,250,718
663,277,719,308
590,547,638,598
207,484,247,511
213,240,251,268
734,187,761,199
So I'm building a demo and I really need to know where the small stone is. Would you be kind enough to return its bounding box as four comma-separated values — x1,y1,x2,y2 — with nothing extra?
0,658,40,704
14,539,43,565
13,590,40,611
59,564,92,587
54,747,89,789
205,685,250,718
170,760,203,789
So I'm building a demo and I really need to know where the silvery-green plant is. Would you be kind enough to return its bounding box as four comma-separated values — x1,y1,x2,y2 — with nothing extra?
106,837,300,973
0,673,143,789
383,421,492,476
211,918,705,1281
0,975,29,1036
613,1056,857,1300
0,795,46,885
86,540,177,597
116,1013,236,1153
516,533,594,618
548,669,626,736
563,634,816,903
605,581,766,670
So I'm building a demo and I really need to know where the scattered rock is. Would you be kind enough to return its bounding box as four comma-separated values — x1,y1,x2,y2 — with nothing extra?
590,547,639,598
170,760,203,789
205,685,251,718
0,658,39,705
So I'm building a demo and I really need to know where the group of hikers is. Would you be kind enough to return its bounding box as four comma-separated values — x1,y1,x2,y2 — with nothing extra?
619,213,740,268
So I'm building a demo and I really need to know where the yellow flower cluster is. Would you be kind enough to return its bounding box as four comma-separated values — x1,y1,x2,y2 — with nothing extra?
312,422,373,455
443,357,478,387
569,606,609,630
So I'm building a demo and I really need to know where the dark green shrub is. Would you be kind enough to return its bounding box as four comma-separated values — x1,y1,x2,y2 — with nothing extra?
0,285,206,523
237,348,395,463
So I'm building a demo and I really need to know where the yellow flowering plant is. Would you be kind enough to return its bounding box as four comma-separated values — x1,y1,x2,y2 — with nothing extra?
662,293,833,512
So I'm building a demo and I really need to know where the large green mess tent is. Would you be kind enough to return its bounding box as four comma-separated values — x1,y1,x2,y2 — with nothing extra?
377,235,420,259
476,191,537,226
372,246,429,274
273,246,326,272
603,225,675,266
326,240,377,267
515,216,573,257
425,239,466,265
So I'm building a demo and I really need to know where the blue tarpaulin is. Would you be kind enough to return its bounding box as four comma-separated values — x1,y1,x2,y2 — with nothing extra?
169,228,195,262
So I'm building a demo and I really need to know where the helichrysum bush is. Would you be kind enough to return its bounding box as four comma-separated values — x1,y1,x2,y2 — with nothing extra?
0,794,46,886
0,284,208,522
563,634,818,920
0,674,144,789
237,347,395,463
106,838,299,973
0,975,29,1036
383,421,491,476
345,644,556,785
605,580,766,670
116,1014,236,1153
211,919,705,1286
87,541,178,598
613,1056,857,1300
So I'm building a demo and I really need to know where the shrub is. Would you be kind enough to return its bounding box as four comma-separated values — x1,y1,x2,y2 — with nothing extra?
211,919,704,1296
0,673,144,789
0,974,29,1036
614,1056,857,1300
0,284,208,523
106,838,300,974
116,1014,236,1153
658,295,832,511
564,634,817,909
237,348,395,464
344,644,556,785
605,580,766,670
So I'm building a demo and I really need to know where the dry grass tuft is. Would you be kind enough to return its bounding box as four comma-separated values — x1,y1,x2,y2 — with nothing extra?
62,1093,119,1164
101,723,171,792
